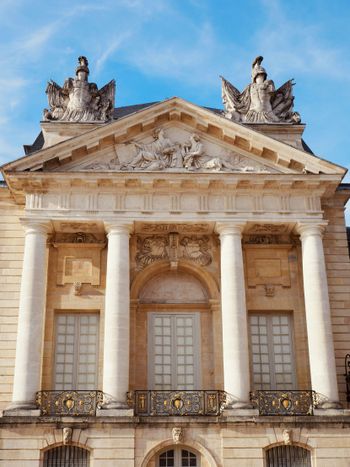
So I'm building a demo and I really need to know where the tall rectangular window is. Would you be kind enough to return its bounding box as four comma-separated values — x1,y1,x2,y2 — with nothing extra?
148,313,200,390
54,313,99,390
249,314,296,390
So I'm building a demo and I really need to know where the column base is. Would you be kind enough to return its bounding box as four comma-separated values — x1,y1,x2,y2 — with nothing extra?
100,400,130,410
5,400,37,411
315,400,343,410
225,400,254,410
4,401,40,417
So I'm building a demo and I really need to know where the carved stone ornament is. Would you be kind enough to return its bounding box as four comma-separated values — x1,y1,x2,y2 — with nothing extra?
136,236,169,270
245,235,279,245
180,236,212,266
248,224,288,235
264,284,275,297
62,427,73,445
113,129,275,173
221,56,301,124
43,56,115,122
172,427,183,444
139,223,209,234
55,231,104,244
135,234,213,270
74,281,83,296
282,429,293,445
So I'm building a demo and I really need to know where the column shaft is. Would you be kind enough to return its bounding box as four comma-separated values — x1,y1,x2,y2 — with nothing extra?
11,221,50,409
298,223,339,405
217,223,250,406
103,223,131,407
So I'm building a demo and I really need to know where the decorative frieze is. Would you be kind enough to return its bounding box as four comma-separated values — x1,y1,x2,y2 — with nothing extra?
138,223,209,234
54,231,105,244
26,189,325,220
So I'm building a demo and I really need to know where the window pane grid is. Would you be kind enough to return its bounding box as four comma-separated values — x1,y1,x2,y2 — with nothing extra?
250,314,295,390
158,449,197,467
159,450,175,467
54,313,99,391
150,313,199,390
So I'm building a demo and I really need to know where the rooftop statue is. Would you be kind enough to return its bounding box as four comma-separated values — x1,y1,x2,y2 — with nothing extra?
43,56,115,122
221,56,301,124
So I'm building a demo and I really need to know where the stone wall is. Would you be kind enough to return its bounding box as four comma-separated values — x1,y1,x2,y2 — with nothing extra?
0,187,24,411
323,192,350,405
1,420,350,466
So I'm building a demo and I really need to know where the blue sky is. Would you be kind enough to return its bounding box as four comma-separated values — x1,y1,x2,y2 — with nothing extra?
0,0,349,221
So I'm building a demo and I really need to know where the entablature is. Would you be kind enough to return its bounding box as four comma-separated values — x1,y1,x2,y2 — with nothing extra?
12,172,339,221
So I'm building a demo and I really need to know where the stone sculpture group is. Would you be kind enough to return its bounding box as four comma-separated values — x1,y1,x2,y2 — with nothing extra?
221,56,300,124
44,56,115,122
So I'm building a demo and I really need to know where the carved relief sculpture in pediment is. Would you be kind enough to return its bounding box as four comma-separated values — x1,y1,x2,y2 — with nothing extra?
83,128,276,173
135,233,213,270
43,56,115,122
221,56,301,124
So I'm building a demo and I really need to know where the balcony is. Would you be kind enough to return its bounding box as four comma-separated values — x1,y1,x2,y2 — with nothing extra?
131,390,226,416
250,390,315,416
36,390,104,416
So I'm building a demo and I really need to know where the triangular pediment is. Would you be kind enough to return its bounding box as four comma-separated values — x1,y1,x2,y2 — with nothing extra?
1,97,346,178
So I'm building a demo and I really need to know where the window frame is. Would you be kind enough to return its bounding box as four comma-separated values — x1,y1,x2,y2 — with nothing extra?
249,311,297,390
148,311,201,390
157,447,199,467
53,311,100,391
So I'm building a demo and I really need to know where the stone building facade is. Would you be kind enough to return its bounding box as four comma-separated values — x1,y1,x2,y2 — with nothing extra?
0,57,350,466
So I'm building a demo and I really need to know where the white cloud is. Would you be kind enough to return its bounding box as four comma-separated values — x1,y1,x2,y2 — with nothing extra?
255,0,350,82
95,33,132,74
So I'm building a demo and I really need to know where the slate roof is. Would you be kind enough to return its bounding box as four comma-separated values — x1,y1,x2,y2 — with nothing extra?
23,101,313,156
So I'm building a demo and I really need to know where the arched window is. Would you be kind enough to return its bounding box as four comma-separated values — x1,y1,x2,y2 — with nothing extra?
43,445,89,467
158,448,198,467
266,445,311,467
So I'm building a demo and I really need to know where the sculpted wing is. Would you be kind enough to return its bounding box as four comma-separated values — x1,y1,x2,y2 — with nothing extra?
46,80,66,109
98,79,116,120
44,80,68,120
271,79,300,122
220,76,250,120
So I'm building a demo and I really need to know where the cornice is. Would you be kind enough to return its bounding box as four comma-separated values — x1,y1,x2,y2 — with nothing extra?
1,98,345,178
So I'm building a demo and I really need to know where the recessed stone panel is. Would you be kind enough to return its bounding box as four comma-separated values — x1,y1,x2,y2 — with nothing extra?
245,246,291,287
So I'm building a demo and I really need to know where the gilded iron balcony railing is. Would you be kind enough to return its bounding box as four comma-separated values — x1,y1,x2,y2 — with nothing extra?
131,390,226,416
36,390,104,416
250,390,315,416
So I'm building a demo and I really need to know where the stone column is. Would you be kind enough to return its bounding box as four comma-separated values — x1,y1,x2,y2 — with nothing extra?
216,222,250,407
297,223,340,407
10,220,51,410
102,222,132,408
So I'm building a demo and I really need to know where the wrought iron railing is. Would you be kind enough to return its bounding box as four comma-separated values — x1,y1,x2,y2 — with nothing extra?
250,390,315,416
36,390,104,416
131,390,226,416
